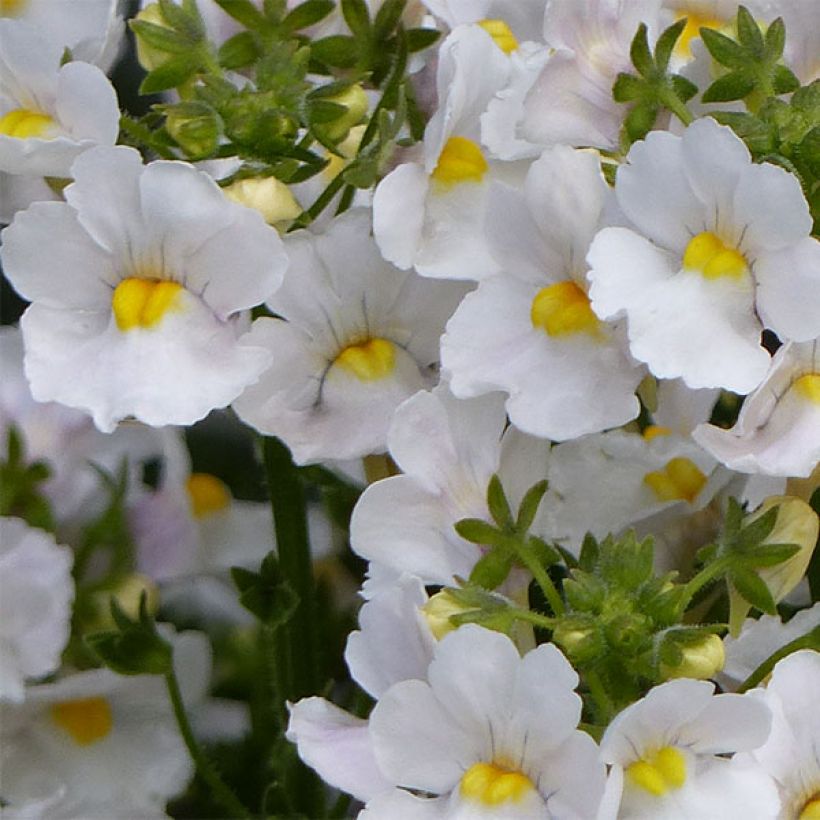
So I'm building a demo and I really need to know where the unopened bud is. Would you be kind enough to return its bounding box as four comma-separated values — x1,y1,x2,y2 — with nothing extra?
223,176,302,226
165,103,221,160
421,590,471,640
91,573,159,629
317,84,368,142
553,619,604,665
134,3,169,71
660,633,725,681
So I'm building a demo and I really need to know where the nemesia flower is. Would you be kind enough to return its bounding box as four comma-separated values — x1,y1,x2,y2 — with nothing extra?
373,25,518,281
421,0,547,36
0,517,73,703
350,384,549,587
0,629,209,818
441,145,645,440
363,625,606,817
0,20,119,177
1,145,286,433
740,650,820,819
0,0,124,71
599,678,778,819
233,209,466,464
521,0,663,150
587,118,820,394
0,171,59,225
694,340,820,478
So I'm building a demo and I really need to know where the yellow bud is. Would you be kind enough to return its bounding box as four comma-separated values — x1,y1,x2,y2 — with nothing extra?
729,496,819,635
223,177,302,226
134,3,171,71
421,590,470,640
660,633,725,680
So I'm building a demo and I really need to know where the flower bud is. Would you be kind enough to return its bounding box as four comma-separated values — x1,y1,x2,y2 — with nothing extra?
134,3,169,72
660,633,725,681
553,619,605,665
223,176,302,227
730,495,819,635
165,102,221,160
421,590,473,640
90,573,159,630
316,84,368,142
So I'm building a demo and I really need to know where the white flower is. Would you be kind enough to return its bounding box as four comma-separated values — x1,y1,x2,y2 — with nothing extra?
233,209,466,464
0,171,59,225
600,678,778,819
373,25,519,281
521,0,663,150
365,624,606,818
1,0,124,71
422,0,547,38
0,629,210,818
0,518,73,703
587,118,820,394
350,384,549,587
693,340,820,478
1,145,287,433
741,650,820,819
0,21,119,178
441,145,645,441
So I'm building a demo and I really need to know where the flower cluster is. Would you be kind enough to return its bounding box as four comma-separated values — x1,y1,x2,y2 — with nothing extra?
1,0,819,818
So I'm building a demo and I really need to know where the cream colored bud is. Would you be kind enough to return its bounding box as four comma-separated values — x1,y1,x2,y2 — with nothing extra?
730,495,819,635
421,590,470,640
660,633,725,681
91,573,159,629
223,177,302,226
323,124,366,180
320,84,369,142
134,3,170,72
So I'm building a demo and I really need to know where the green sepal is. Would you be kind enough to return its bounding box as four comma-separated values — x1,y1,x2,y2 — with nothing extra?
231,552,299,628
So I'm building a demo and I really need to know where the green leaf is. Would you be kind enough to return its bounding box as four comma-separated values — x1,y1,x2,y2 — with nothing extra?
731,568,777,614
158,0,203,39
670,74,698,102
139,53,200,93
771,64,800,95
213,0,268,28
654,17,687,73
373,0,405,40
736,505,778,550
280,0,335,32
307,99,349,123
455,517,503,546
796,126,820,177
736,5,764,58
468,547,514,590
341,0,371,37
578,533,600,571
702,70,756,103
311,34,359,67
516,480,548,533
218,31,260,68
763,16,786,61
700,27,747,69
130,19,192,52
629,23,654,78
612,72,647,103
405,27,440,53
625,101,659,141
744,542,801,567
487,474,513,529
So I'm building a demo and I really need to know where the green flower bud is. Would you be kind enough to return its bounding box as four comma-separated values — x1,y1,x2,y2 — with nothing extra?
165,102,221,159
553,619,605,665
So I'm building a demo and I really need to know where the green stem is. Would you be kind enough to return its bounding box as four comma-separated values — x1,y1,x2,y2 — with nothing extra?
262,436,320,700
513,540,565,616
676,555,733,619
508,608,558,631
659,86,694,126
584,669,614,724
737,626,820,692
165,667,251,819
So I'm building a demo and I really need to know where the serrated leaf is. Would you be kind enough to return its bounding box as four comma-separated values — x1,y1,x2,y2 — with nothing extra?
469,547,514,590
700,27,747,69
311,34,359,67
341,0,370,37
405,27,440,53
213,0,267,28
454,517,502,546
736,5,764,57
731,568,777,614
772,64,800,95
702,70,756,103
613,72,647,103
281,0,335,32
218,31,259,68
654,18,687,73
130,19,192,52
763,16,786,61
629,23,654,78
515,480,548,533
139,53,200,93
625,100,659,141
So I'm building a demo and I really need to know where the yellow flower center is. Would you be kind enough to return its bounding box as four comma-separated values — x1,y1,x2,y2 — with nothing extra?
431,136,488,187
682,232,748,280
643,425,672,441
531,281,601,337
0,108,55,139
0,0,28,16
674,11,725,59
799,795,820,819
50,697,113,746
794,374,820,405
335,338,396,381
478,19,519,54
626,746,687,796
186,473,231,518
644,457,707,503
111,278,183,331
460,762,535,806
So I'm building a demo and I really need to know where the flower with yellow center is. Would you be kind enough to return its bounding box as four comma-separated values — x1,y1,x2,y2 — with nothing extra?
460,761,535,806
51,697,113,746
588,118,820,394
430,135,489,188
0,108,55,139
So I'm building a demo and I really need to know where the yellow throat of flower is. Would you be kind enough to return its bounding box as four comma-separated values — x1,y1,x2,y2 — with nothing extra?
627,746,687,796
460,761,535,807
0,0,28,17
51,697,113,746
794,374,820,405
335,338,396,381
478,19,518,54
644,457,707,503
799,794,820,820
674,11,725,59
683,232,748,280
531,281,601,337
431,136,488,187
112,278,183,331
187,472,231,518
0,108,55,139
